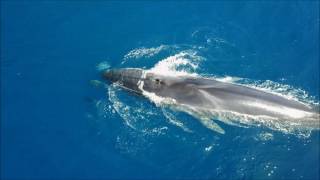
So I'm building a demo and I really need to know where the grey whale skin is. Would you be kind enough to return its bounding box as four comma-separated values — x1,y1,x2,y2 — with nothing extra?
103,68,319,133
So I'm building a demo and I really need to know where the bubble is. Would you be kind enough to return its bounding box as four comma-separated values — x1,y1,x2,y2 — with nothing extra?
96,61,111,71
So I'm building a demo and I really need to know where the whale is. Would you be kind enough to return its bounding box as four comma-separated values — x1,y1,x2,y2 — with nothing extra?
102,68,320,134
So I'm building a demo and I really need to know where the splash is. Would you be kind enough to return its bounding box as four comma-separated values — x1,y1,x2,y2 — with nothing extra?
123,45,169,60
148,50,205,77
255,132,274,141
106,83,191,135
107,84,137,129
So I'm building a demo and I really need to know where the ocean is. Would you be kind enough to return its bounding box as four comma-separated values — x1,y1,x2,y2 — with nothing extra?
1,1,319,180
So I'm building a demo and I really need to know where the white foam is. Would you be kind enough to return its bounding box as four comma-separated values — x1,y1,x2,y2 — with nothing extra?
257,132,274,141
108,84,137,130
148,51,204,77
107,84,172,135
214,76,243,83
124,45,169,60
205,145,213,152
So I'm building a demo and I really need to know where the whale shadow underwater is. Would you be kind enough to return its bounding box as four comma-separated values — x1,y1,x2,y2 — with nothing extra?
100,68,320,134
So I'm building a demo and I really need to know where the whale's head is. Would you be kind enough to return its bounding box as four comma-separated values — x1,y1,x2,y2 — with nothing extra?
103,68,144,93
103,68,203,107
103,68,171,94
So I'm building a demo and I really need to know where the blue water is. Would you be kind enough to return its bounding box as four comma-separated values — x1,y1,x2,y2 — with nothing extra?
1,1,319,180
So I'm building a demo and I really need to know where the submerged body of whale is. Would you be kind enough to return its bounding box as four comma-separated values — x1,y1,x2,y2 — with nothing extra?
103,68,319,134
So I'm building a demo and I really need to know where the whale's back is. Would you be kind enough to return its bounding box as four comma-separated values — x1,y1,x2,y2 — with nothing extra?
158,77,318,119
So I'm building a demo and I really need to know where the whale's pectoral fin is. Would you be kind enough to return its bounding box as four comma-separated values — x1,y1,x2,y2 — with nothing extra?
198,117,225,134
177,106,225,134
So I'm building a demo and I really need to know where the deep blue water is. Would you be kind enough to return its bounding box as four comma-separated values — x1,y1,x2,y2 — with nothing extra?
1,1,319,180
